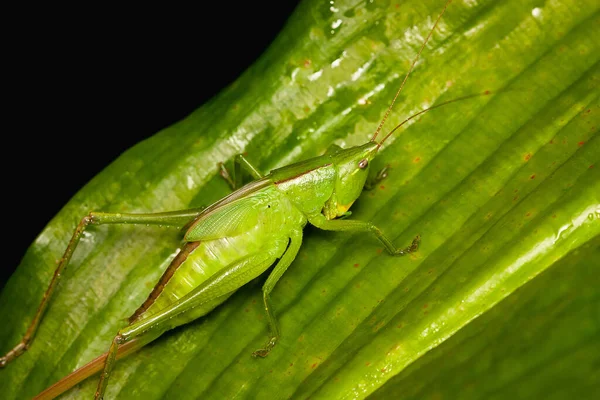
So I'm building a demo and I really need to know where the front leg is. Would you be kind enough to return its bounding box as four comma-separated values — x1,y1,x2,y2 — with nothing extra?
308,213,419,256
364,165,389,191
219,154,263,190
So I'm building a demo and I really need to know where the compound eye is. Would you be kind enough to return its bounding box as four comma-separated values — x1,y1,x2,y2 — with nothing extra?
358,159,368,169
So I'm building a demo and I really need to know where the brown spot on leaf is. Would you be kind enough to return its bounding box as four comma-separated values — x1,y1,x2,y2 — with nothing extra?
524,153,532,161
353,263,360,268
530,174,536,179
414,157,421,163
578,141,585,147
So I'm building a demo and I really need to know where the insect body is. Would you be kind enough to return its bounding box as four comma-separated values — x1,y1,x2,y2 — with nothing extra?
4,144,419,400
1,1,455,399
118,142,411,363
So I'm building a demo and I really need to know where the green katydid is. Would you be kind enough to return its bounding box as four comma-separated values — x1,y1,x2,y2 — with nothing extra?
0,0,494,398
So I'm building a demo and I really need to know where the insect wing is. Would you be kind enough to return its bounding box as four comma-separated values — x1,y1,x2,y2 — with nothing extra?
184,178,274,241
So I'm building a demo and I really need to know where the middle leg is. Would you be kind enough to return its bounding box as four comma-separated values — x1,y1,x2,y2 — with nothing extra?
253,229,303,357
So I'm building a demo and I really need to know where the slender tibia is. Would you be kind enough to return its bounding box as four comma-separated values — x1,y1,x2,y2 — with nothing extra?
95,334,125,400
219,154,263,190
33,335,156,400
308,214,420,256
0,208,205,368
253,229,303,358
218,162,235,189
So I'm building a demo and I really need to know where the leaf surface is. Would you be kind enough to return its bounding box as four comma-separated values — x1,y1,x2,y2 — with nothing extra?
1,0,598,399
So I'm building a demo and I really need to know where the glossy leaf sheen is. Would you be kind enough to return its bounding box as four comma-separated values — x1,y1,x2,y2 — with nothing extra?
1,0,598,399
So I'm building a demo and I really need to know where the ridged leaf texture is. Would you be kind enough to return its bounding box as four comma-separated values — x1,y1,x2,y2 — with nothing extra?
1,0,598,398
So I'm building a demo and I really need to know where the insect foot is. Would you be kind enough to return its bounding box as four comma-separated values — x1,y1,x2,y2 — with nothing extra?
364,165,390,191
393,235,421,256
0,341,28,368
218,162,236,190
252,337,278,358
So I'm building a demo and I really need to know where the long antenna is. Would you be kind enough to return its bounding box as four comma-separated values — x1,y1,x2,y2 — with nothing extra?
371,0,452,142
376,90,492,148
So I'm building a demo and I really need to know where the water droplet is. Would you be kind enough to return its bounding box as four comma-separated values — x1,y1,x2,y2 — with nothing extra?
308,69,323,81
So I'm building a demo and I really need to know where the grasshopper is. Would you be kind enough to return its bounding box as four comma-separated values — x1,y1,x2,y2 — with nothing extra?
1,1,472,398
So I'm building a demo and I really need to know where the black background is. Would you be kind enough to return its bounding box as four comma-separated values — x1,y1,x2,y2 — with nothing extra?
2,3,301,286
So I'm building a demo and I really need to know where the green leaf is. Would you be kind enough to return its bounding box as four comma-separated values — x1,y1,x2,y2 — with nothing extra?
1,0,598,399
369,236,600,400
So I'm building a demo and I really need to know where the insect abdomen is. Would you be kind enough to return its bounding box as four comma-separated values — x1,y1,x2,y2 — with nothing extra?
141,185,306,327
